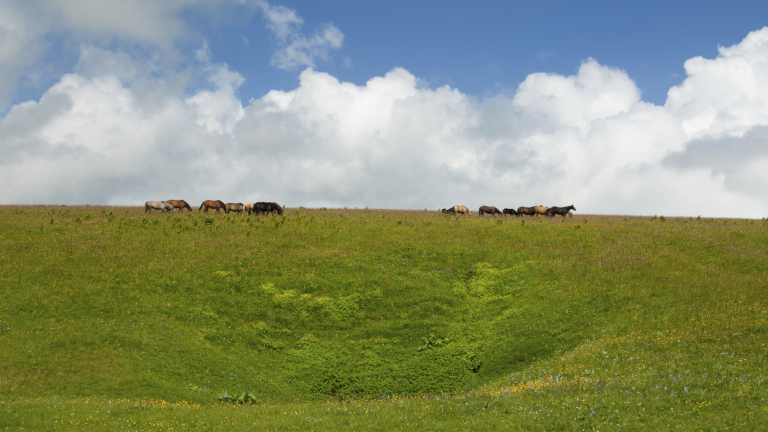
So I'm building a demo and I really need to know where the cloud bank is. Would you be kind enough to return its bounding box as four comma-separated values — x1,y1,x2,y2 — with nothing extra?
1,2,767,217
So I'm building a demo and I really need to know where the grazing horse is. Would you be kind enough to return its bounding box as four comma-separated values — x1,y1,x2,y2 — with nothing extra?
167,199,191,212
502,208,518,216
441,205,469,215
517,206,536,217
244,203,255,215
253,202,283,215
226,203,245,215
453,205,470,216
479,206,502,216
548,205,576,218
534,206,550,217
199,200,226,214
145,201,173,213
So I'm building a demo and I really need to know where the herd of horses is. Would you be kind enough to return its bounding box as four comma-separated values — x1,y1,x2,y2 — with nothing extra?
144,200,575,218
144,200,283,215
441,205,576,218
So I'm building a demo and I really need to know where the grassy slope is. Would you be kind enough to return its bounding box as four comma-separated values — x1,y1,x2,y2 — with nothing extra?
0,206,766,430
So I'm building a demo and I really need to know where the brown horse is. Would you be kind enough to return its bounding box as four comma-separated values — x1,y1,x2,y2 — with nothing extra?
226,203,245,215
534,206,549,217
199,200,226,214
479,206,502,216
167,199,191,212
517,206,536,217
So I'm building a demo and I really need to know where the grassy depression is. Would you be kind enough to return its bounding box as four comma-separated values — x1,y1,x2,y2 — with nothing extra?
0,206,766,430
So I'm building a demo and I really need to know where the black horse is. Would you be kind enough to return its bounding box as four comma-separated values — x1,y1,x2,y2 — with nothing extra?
502,208,518,216
441,208,456,214
517,206,536,217
253,202,284,215
548,205,576,218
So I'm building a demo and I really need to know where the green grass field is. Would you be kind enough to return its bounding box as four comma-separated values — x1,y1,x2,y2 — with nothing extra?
1,205,766,430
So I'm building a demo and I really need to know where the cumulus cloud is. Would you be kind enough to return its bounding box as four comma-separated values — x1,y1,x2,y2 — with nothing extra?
0,0,232,110
255,0,344,70
2,19,768,217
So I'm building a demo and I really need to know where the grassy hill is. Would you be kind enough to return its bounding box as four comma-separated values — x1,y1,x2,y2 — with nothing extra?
1,205,766,430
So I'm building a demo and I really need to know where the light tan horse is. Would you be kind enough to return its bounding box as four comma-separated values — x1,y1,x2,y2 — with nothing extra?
226,203,245,215
199,200,226,214
244,203,255,215
167,199,191,212
453,205,470,216
145,201,173,213
534,206,549,217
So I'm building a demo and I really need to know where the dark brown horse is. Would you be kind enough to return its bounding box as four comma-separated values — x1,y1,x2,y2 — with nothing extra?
517,206,536,217
199,200,226,214
253,202,283,215
502,208,518,216
479,206,502,216
167,199,191,212
548,205,576,218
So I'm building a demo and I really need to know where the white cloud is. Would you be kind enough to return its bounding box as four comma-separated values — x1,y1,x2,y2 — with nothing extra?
666,28,768,139
186,63,245,135
255,0,344,70
0,0,231,110
2,19,768,217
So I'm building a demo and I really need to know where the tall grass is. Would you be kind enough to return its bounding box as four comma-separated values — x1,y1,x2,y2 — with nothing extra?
1,206,766,430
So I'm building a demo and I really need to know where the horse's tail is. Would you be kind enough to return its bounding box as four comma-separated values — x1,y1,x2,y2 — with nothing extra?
199,202,204,212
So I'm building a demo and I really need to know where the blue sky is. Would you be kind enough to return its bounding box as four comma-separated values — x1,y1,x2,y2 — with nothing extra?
11,1,768,108
1,0,768,217
205,0,768,105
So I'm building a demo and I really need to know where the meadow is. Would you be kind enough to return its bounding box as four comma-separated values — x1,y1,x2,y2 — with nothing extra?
0,205,766,431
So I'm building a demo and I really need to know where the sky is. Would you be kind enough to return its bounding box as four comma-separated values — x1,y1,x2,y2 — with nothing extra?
1,0,768,217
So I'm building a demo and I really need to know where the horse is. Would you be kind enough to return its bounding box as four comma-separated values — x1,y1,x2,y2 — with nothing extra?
167,199,191,212
244,203,255,215
452,205,470,216
226,203,245,215
548,205,576,218
199,200,226,214
145,201,173,213
253,202,283,215
534,206,549,217
502,208,518,216
441,208,456,214
479,206,502,216
517,206,536,217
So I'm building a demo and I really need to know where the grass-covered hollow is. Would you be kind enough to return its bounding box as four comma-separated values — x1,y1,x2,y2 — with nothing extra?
1,205,766,430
